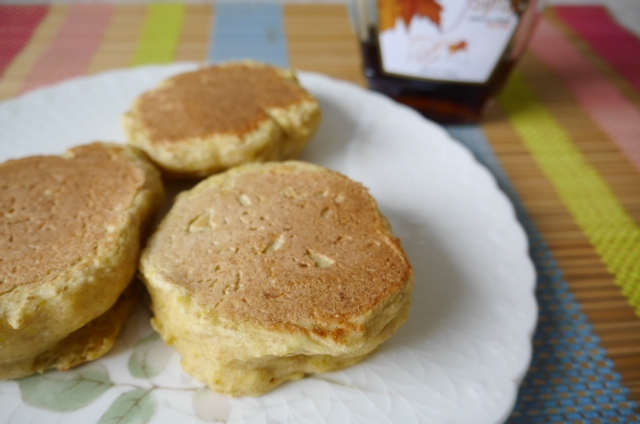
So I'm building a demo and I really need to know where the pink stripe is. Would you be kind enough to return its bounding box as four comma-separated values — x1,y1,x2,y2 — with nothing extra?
20,4,114,93
556,6,640,94
529,19,640,172
0,5,49,77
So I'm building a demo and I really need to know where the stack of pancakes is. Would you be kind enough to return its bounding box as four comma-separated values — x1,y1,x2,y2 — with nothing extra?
140,161,413,396
0,143,164,379
1,62,413,396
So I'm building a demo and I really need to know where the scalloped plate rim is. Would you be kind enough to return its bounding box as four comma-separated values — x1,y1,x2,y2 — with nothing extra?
0,63,537,424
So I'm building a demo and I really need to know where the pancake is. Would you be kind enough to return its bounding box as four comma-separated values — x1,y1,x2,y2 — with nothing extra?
123,61,321,178
140,161,413,396
0,143,164,379
27,282,142,379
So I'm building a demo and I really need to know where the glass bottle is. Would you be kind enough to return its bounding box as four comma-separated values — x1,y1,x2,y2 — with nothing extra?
351,0,544,123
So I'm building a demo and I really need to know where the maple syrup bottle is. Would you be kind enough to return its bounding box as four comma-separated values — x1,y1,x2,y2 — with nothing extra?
352,0,544,123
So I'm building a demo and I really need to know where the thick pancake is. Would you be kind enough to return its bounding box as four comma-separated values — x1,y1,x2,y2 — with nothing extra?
123,62,321,178
1,282,142,380
141,161,413,396
0,143,164,379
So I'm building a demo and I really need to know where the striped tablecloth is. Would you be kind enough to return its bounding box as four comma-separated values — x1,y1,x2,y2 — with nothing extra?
1,3,640,423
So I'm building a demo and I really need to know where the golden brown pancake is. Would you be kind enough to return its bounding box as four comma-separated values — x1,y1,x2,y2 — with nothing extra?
0,143,164,379
29,282,142,377
140,161,413,396
123,61,321,178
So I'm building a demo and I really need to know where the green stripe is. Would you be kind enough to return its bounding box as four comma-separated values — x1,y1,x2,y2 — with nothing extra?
499,72,640,314
131,4,185,66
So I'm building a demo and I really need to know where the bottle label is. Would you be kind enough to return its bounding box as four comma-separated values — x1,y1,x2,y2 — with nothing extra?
377,0,519,84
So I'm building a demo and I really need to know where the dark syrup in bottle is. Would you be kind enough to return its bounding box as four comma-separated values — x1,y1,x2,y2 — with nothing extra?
360,0,539,124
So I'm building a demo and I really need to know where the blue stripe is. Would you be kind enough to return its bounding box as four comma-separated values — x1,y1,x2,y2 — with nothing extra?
209,3,289,67
446,125,638,423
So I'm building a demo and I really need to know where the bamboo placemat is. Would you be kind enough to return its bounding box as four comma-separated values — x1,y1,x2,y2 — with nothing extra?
1,3,639,423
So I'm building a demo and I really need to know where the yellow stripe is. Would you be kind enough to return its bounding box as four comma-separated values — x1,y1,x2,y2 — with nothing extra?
499,72,640,313
131,3,185,66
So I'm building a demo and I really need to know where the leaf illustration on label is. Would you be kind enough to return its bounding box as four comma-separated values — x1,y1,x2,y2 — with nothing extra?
128,331,173,379
449,40,468,53
413,0,442,26
379,0,403,32
97,388,156,424
18,363,112,412
379,0,443,32
193,386,232,422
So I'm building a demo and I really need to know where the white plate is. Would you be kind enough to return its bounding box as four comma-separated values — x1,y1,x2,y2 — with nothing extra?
0,64,536,424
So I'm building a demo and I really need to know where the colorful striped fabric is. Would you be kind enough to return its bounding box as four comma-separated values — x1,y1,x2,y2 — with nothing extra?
556,6,640,94
131,3,185,66
0,3,639,423
19,4,114,93
211,3,289,67
0,5,47,77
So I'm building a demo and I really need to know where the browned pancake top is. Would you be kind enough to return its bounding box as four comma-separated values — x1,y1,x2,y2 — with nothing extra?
148,163,412,330
0,143,145,295
134,64,313,143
